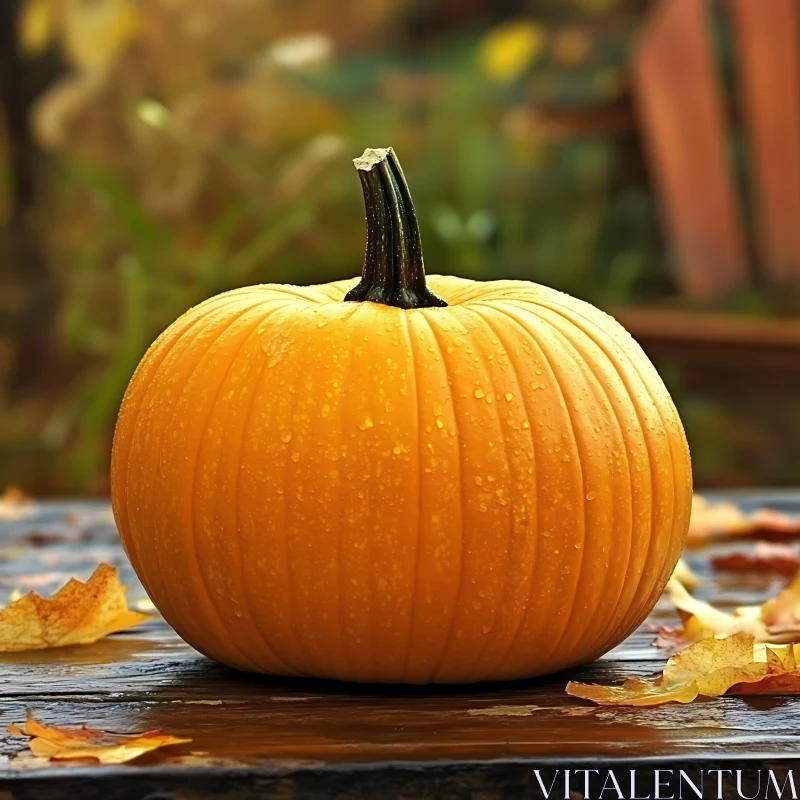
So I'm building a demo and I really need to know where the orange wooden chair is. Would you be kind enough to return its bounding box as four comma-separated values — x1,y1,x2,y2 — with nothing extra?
615,0,800,370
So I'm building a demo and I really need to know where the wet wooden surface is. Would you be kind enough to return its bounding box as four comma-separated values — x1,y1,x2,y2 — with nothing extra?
1,493,800,798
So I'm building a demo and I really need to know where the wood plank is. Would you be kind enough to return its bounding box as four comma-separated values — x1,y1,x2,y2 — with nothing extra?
616,308,800,348
614,307,800,369
728,0,800,282
1,499,800,797
632,0,749,300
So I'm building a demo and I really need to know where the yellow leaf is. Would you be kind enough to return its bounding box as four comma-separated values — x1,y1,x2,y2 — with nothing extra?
761,572,800,637
671,557,701,589
62,0,140,73
0,564,150,652
18,0,55,57
654,570,800,651
7,712,190,764
479,20,546,84
567,633,800,707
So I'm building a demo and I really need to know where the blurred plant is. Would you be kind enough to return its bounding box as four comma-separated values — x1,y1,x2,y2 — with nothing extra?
0,0,682,493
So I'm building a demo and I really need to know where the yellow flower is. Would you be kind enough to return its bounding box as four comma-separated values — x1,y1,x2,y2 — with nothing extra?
63,0,141,73
18,0,54,57
479,20,546,84
18,0,140,72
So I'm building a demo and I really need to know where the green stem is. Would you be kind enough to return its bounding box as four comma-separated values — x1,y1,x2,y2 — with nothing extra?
345,148,447,310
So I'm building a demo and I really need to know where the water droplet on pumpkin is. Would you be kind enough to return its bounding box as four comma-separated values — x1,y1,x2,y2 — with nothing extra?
291,452,300,463
281,432,292,443
474,388,485,399
522,419,530,429
322,404,331,417
436,418,444,429
586,491,597,500
359,417,374,430
504,392,514,402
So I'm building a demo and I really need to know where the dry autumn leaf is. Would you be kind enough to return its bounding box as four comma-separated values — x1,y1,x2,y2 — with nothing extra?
652,571,800,652
0,563,150,652
652,614,715,656
688,495,800,548
671,557,701,589
761,572,800,638
568,633,800,706
711,542,800,576
8,712,190,764
0,486,33,521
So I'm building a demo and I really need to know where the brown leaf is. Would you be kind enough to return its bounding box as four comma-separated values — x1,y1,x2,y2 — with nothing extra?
761,572,800,638
711,542,800,576
687,496,800,548
0,564,150,652
568,633,800,706
653,571,800,652
7,712,190,764
652,614,714,656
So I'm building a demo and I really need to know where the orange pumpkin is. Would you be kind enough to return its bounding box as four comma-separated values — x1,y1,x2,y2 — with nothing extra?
111,148,692,683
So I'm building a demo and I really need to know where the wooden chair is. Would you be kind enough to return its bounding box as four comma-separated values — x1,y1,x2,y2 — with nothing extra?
614,0,800,370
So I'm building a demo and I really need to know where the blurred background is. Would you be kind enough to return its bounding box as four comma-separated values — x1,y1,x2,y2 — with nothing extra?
2,0,800,495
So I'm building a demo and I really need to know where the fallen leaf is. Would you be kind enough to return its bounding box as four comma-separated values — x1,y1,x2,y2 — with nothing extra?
671,557,701,589
0,487,33,521
688,496,800,547
761,572,800,638
568,633,800,706
653,572,800,652
711,542,800,576
652,614,714,656
665,578,762,637
0,564,150,652
7,712,190,764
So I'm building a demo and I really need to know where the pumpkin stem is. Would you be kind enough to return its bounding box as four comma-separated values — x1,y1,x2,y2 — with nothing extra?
345,148,447,310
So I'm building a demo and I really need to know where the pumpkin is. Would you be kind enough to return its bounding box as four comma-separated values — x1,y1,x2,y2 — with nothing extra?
111,147,692,683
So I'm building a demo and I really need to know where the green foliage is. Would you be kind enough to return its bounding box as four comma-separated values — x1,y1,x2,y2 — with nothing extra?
0,0,759,493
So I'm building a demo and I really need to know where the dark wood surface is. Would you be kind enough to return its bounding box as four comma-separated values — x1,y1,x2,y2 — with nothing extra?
1,494,800,798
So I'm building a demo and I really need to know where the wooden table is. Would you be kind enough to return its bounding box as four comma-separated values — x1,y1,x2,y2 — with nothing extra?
1,493,799,798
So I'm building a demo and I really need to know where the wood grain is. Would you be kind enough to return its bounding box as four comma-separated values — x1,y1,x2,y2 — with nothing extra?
632,0,749,300
0,497,799,797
